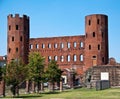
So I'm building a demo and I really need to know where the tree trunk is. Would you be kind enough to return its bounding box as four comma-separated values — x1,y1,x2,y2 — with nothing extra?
16,85,19,96
25,80,30,94
60,80,63,92
49,82,54,92
40,82,44,92
32,81,35,93
37,81,41,93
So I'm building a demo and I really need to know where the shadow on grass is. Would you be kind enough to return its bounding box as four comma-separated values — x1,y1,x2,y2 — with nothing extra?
14,94,42,98
43,91,60,95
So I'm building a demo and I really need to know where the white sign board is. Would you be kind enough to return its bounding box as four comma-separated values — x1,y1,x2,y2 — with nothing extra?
101,72,109,80
62,76,67,84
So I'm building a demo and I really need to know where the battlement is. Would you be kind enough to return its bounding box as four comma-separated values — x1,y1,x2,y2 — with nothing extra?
85,14,108,17
8,14,29,20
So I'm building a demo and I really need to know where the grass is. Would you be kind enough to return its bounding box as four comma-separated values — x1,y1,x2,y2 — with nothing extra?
2,88,120,99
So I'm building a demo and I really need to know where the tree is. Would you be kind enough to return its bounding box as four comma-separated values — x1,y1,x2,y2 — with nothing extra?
5,59,28,96
45,60,62,92
28,52,45,93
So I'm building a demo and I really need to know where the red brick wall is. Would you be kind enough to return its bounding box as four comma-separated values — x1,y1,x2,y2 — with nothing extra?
29,36,85,75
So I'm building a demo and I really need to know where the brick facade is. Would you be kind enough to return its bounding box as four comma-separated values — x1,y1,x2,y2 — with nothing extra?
29,14,109,75
0,14,110,95
7,14,109,75
30,36,85,74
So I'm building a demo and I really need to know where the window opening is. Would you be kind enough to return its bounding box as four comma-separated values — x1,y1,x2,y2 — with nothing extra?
93,32,95,37
67,55,70,62
48,56,52,62
89,45,91,50
102,57,104,63
16,47,18,52
61,43,64,48
60,55,64,62
9,25,11,30
97,19,100,24
36,44,39,49
80,42,83,48
98,44,100,50
88,20,91,25
80,54,83,61
9,48,11,53
48,43,51,48
20,36,22,41
54,56,58,61
42,44,45,48
30,44,33,49
67,42,70,48
12,36,14,41
74,42,77,48
93,56,96,58
54,43,58,48
16,25,18,30
73,55,77,62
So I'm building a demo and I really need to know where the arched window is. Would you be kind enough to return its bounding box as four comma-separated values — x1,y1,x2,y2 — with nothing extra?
54,56,58,61
60,55,64,62
98,44,100,50
74,42,77,48
36,44,39,49
80,42,83,48
42,44,45,48
61,43,64,49
88,20,91,25
67,55,70,62
12,36,14,41
80,54,83,61
48,56,51,62
93,32,95,37
54,43,58,48
73,55,77,62
48,43,51,48
67,42,70,48
30,44,33,49
89,45,91,50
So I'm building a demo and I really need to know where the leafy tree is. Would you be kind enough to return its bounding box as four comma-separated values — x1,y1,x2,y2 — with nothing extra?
45,60,62,91
5,59,28,96
28,52,45,93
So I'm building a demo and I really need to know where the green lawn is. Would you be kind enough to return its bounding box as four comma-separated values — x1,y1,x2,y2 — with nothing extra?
3,88,120,99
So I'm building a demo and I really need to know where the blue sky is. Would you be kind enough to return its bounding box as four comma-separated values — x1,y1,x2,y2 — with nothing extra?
0,0,120,62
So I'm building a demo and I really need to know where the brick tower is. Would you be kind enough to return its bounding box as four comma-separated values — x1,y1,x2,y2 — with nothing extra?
7,14,29,64
84,14,109,71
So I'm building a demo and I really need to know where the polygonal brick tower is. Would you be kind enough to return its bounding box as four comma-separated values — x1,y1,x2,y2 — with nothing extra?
84,14,109,71
7,14,29,64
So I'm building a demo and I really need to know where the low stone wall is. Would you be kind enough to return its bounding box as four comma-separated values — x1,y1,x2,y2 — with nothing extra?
90,66,120,87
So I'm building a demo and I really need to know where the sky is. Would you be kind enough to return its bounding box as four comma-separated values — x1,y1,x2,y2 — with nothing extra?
0,0,120,62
